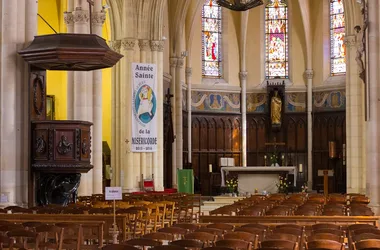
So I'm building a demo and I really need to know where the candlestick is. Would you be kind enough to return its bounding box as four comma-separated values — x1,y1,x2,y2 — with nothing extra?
299,164,303,173
209,164,212,173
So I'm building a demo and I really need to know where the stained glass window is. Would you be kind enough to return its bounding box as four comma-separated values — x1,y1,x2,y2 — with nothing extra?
265,0,288,79
330,0,346,75
202,0,222,77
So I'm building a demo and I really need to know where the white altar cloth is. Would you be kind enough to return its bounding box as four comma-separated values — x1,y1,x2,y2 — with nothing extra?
221,166,297,194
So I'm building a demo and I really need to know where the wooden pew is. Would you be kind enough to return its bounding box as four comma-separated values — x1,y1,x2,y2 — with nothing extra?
0,214,128,242
199,215,380,228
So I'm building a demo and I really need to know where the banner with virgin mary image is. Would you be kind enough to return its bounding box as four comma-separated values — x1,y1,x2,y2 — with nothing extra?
131,63,157,152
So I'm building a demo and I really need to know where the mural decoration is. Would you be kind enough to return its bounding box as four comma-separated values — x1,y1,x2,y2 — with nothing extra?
247,93,267,113
313,90,346,111
191,91,240,113
285,93,306,112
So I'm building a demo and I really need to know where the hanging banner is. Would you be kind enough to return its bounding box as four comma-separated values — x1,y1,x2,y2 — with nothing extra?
131,63,157,152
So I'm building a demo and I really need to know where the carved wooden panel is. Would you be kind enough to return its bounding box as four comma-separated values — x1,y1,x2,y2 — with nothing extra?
312,111,346,193
30,70,46,121
190,114,241,195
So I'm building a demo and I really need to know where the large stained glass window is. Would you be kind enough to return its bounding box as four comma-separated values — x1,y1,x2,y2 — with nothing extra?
330,0,346,75
202,0,222,77
265,0,288,79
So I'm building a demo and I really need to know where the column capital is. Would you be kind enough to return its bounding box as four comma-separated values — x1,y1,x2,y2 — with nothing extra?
304,69,314,79
170,57,178,67
110,40,121,53
344,35,357,48
64,12,74,26
91,11,106,26
122,38,136,51
177,58,184,68
72,9,89,24
138,39,150,51
185,67,192,77
150,40,165,52
239,71,248,80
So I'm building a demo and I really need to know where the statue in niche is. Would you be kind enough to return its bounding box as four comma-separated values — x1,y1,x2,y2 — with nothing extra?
271,90,282,125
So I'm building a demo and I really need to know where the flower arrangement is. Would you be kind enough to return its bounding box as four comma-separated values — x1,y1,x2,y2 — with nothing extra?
269,153,278,166
226,176,238,193
301,183,308,193
276,175,290,194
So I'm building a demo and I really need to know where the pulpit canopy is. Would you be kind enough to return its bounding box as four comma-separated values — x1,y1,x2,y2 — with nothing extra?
18,33,123,71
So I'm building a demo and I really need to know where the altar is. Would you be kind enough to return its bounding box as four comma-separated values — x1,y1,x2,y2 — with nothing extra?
221,166,297,194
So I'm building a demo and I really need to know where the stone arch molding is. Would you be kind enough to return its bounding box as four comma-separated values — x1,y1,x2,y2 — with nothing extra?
107,0,167,41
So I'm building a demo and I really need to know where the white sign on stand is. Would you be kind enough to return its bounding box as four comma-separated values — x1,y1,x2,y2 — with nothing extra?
105,187,122,200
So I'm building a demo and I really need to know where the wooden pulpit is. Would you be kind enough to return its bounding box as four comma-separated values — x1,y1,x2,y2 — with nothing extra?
318,169,334,197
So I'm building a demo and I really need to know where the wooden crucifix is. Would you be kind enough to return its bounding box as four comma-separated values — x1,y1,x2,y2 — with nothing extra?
265,137,286,152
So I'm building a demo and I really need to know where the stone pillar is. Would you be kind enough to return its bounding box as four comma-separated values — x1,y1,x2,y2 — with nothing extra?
169,57,177,187
175,57,184,180
240,71,248,167
65,1,74,120
91,3,106,194
366,0,380,214
138,39,151,181
304,69,314,190
120,38,137,191
186,67,192,164
345,34,366,194
72,2,91,196
109,40,121,187
151,40,165,191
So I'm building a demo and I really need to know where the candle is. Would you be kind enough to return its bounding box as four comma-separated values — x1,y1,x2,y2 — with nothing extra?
209,164,212,173
264,155,267,159
282,155,284,159
299,164,303,173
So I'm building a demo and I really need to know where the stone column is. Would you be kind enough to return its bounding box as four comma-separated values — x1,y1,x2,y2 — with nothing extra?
186,67,192,164
169,57,177,187
304,69,314,190
366,0,380,214
110,40,121,187
138,39,151,181
240,71,248,167
72,2,91,196
175,57,184,181
151,40,165,191
345,34,366,193
91,3,106,194
65,1,74,120
121,38,137,191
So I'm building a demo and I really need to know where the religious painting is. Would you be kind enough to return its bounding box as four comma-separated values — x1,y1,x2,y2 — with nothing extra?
202,0,222,77
191,91,240,113
330,0,346,75
313,90,346,111
265,0,288,79
285,92,306,112
247,93,267,113
46,95,55,120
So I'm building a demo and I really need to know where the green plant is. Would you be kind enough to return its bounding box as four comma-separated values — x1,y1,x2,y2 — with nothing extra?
301,183,308,193
276,175,289,193
269,153,278,165
226,176,238,193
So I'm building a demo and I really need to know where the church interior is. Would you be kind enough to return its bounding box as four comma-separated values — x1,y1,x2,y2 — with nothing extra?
1,0,380,248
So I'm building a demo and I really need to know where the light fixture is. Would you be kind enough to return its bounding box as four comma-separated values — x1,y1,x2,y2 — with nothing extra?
216,0,264,11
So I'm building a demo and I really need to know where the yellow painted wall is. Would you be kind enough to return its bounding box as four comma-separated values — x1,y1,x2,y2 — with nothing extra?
38,0,113,148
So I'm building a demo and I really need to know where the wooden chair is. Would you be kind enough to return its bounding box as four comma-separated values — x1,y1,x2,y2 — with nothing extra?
152,245,187,250
158,227,188,240
215,239,252,250
35,224,64,250
102,244,140,250
234,227,265,242
125,238,162,248
307,240,343,250
307,233,344,243
224,232,257,249
311,224,341,231
355,239,380,250
352,233,380,243
142,232,175,243
348,224,376,232
184,232,217,248
170,239,204,249
173,223,199,232
207,224,234,233
260,240,296,250
55,222,82,250
7,229,39,250
202,247,235,250
313,229,345,237
195,228,224,238
240,224,268,231
276,224,304,231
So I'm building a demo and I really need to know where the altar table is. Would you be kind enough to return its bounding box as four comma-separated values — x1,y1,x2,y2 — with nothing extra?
221,166,297,194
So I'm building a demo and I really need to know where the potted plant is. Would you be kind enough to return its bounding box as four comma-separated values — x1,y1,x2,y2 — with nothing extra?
276,175,290,194
226,176,238,196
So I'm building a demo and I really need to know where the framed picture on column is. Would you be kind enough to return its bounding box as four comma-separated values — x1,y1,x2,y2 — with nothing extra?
46,95,55,120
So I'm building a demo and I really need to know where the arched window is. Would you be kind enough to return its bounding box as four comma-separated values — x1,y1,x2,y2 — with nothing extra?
265,0,288,79
202,0,222,78
330,0,346,75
